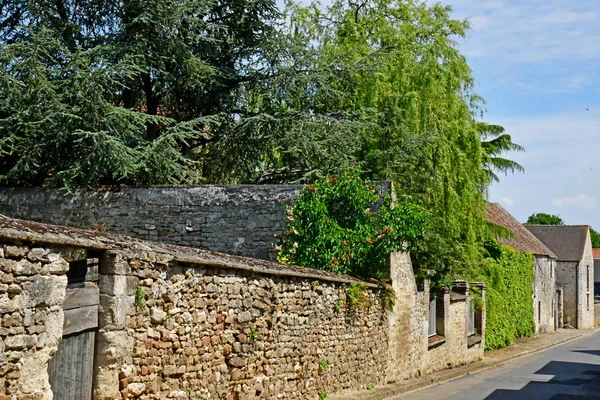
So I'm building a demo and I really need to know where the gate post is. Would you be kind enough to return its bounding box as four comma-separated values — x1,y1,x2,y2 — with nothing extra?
94,251,136,399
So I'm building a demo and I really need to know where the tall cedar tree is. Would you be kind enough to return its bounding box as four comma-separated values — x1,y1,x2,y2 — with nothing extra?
0,0,364,186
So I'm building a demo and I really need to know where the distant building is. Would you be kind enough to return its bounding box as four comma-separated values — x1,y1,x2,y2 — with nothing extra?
593,248,600,297
486,203,558,333
526,225,594,329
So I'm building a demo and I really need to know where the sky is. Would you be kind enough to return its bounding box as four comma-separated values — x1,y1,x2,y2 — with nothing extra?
442,0,600,226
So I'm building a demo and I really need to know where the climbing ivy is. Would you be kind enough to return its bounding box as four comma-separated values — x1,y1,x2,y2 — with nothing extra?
465,241,535,350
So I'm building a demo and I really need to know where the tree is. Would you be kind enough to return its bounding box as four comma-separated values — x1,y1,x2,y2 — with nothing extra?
478,122,524,183
590,228,600,248
288,0,490,287
526,213,564,225
277,167,428,280
0,0,363,187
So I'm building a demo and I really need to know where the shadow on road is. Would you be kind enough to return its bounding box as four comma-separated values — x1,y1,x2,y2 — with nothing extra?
484,360,600,400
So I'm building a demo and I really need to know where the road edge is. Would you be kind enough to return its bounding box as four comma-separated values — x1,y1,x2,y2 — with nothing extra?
331,329,598,400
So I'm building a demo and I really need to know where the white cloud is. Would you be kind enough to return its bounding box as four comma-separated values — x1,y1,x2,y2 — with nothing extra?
445,0,600,93
551,194,597,209
500,197,514,207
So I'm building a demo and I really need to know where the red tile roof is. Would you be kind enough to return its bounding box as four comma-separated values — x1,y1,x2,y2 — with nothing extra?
592,248,600,259
485,203,556,258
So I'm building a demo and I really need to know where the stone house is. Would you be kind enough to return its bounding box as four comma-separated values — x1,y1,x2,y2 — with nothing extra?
485,203,558,333
526,225,594,329
0,216,486,399
593,248,600,297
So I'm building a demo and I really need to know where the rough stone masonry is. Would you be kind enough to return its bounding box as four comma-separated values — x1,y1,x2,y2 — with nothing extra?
0,244,69,399
0,186,302,261
0,216,485,399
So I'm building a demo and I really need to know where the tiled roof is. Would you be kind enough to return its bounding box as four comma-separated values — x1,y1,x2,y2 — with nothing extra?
525,225,589,262
593,248,600,259
485,203,556,258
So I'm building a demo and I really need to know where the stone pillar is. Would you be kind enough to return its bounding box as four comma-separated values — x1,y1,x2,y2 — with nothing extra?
94,251,136,399
0,245,69,400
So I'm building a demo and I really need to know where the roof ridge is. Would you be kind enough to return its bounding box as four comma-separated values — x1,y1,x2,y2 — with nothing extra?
524,224,590,227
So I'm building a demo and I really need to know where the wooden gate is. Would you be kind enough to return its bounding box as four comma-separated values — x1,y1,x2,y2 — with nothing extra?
49,258,99,400
48,330,96,399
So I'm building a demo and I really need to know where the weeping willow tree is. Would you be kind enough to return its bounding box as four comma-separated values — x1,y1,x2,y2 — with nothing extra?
287,0,492,287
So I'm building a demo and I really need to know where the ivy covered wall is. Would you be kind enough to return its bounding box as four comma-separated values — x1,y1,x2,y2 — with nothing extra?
473,243,535,350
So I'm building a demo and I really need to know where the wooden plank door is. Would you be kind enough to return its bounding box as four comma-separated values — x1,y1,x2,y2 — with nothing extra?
48,330,95,400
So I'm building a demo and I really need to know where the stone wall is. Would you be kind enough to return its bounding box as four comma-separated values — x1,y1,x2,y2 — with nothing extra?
595,301,600,328
578,230,595,329
0,186,302,260
533,256,556,333
0,245,69,399
0,217,486,399
556,261,577,327
96,250,389,400
425,286,485,374
384,254,485,384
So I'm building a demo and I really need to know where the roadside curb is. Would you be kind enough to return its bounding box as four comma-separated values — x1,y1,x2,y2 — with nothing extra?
331,329,596,400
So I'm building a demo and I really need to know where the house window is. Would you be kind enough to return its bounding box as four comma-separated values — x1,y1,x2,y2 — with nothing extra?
587,266,590,291
550,260,553,278
428,293,447,348
467,297,476,336
587,293,590,311
428,299,437,337
538,301,541,323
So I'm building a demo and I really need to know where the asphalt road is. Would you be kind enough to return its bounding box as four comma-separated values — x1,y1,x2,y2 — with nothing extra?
390,331,600,400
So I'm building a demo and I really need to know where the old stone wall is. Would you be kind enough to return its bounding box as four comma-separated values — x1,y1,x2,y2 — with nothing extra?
0,216,487,400
0,186,302,260
578,230,595,329
96,251,390,400
533,256,556,333
595,301,600,327
0,244,69,399
386,254,485,383
424,286,485,375
556,261,577,327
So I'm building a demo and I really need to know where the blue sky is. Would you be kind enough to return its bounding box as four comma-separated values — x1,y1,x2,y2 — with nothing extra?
445,0,600,226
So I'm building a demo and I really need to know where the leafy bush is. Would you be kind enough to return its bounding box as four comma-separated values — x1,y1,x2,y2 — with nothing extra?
470,242,535,350
277,167,428,280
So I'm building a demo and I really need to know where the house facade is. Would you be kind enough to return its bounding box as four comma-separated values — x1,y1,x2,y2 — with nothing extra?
486,203,558,333
593,248,600,297
526,225,594,329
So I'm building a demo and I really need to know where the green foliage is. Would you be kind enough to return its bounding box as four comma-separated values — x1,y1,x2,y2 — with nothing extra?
590,228,600,248
526,213,564,225
249,327,261,340
366,385,374,391
318,359,329,372
463,243,535,350
0,0,361,187
334,299,342,312
319,392,328,400
134,286,146,311
346,283,372,310
278,167,428,279
478,122,525,183
288,0,493,289
381,286,396,312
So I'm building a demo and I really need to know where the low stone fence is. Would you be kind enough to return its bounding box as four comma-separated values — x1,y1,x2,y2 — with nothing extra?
595,299,600,327
0,216,485,399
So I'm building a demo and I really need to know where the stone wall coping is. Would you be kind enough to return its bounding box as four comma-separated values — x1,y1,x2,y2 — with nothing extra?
0,216,382,288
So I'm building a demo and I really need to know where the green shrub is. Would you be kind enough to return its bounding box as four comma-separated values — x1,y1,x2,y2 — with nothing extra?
277,166,428,280
466,242,535,350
